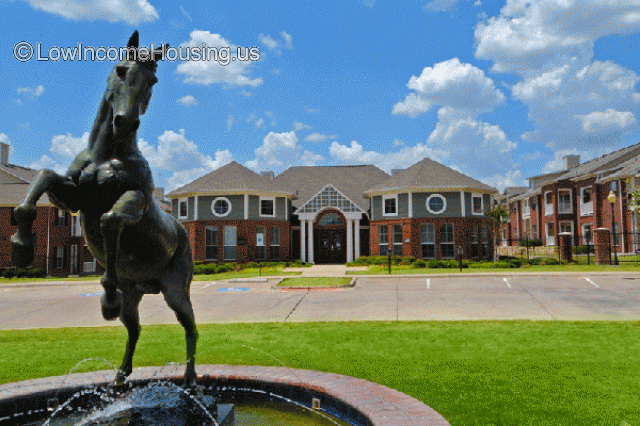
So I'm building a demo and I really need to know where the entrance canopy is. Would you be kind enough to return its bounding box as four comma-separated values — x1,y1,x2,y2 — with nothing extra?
296,184,364,215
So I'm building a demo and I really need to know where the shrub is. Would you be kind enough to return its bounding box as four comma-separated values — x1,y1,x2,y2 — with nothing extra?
519,239,543,247
427,259,443,268
412,259,427,268
3,269,15,278
15,268,28,278
28,268,45,278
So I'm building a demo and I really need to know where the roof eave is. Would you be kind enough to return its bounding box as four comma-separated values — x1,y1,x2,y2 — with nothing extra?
363,186,498,197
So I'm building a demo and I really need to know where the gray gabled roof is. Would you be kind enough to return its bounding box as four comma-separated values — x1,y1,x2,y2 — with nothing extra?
272,165,389,212
504,186,528,197
597,154,640,183
166,161,295,198
363,157,497,195
559,142,640,181
0,165,51,206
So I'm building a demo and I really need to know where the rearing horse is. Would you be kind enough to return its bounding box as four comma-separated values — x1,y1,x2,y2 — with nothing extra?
10,31,198,386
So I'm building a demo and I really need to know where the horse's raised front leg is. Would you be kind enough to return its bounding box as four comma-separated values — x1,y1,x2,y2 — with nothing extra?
99,190,146,321
115,287,143,385
11,169,78,267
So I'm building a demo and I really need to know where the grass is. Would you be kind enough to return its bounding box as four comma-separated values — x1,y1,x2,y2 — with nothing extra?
347,263,640,275
0,274,102,283
194,267,301,281
277,277,352,287
2,321,640,426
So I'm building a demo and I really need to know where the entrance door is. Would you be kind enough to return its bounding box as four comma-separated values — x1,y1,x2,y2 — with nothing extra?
315,228,346,264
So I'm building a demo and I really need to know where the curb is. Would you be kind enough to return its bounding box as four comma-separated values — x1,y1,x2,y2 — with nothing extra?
271,276,357,290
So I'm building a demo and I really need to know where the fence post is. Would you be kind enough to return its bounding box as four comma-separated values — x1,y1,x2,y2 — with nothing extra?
594,228,611,265
558,232,573,262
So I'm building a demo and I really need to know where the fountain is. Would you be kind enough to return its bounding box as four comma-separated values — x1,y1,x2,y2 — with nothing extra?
2,30,451,426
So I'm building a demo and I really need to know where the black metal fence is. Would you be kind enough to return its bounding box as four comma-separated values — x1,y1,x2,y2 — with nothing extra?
607,232,640,264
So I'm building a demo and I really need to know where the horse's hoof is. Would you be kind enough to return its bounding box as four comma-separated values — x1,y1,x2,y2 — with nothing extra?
100,291,123,321
10,233,35,268
114,369,129,387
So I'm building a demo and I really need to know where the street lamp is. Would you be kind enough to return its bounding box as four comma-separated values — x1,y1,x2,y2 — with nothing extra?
608,190,619,265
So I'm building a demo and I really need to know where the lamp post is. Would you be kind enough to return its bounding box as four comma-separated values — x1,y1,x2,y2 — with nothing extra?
457,246,464,272
608,190,619,265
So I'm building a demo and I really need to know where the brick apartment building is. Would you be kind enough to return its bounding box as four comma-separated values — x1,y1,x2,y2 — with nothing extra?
499,142,640,253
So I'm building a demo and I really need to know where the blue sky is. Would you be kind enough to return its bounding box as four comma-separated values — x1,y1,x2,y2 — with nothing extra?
3,0,640,192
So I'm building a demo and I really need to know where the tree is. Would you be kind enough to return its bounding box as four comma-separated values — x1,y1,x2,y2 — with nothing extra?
485,204,509,263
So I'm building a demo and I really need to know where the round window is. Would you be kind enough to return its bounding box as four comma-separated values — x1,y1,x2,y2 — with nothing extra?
212,197,231,217
426,194,446,214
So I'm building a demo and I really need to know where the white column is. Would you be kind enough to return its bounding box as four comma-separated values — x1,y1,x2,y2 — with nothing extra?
354,218,361,260
244,194,249,220
408,192,413,218
300,219,307,263
346,218,353,263
460,191,465,217
308,219,314,264
194,195,199,220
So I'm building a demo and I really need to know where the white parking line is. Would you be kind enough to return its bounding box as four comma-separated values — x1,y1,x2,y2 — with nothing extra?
426,279,430,289
192,283,213,294
503,278,512,288
583,277,599,288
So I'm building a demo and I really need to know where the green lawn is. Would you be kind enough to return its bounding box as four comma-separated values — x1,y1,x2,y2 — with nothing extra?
194,267,301,280
2,322,640,426
277,277,352,287
0,274,102,283
347,263,640,275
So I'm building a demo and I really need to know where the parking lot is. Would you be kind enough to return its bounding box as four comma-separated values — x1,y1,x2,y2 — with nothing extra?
1,273,640,329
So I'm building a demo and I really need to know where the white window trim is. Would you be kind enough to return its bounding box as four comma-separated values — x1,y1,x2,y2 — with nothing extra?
259,196,276,218
558,189,572,214
544,191,553,216
580,186,593,216
521,199,530,218
471,193,484,216
382,194,398,217
426,194,447,214
212,196,232,217
178,197,188,219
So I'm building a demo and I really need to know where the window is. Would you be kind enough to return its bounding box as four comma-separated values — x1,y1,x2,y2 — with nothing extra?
212,197,231,217
440,223,454,258
205,226,218,260
501,228,507,246
580,187,593,216
270,227,280,259
318,213,343,226
546,223,555,246
421,223,435,259
531,198,537,211
70,245,78,275
611,181,618,193
378,225,388,255
532,224,538,240
582,224,592,244
482,224,489,257
223,226,237,260
71,215,82,237
559,221,573,246
472,194,484,215
393,224,403,255
544,191,553,216
255,226,266,260
260,197,275,217
471,224,479,257
522,199,530,218
383,195,397,216
56,209,66,226
56,246,64,269
426,194,446,214
558,189,572,214
178,198,188,219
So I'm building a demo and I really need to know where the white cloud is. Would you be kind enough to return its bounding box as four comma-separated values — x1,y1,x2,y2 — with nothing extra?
475,0,640,74
541,147,612,174
481,170,525,191
254,118,265,128
393,58,504,117
240,90,253,97
361,0,376,7
293,121,312,131
329,140,448,172
179,5,191,20
305,133,338,142
17,85,44,98
575,108,636,134
392,93,432,117
246,131,324,172
280,31,293,49
425,107,517,177
23,0,158,25
29,132,89,174
139,129,233,190
259,34,280,53
177,30,263,88
424,0,461,12
0,133,9,144
177,95,197,107
227,115,235,131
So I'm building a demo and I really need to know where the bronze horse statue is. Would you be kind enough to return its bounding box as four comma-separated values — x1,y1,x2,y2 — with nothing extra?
10,31,198,386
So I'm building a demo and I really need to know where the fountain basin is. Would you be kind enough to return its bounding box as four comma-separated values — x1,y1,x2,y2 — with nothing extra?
0,365,450,426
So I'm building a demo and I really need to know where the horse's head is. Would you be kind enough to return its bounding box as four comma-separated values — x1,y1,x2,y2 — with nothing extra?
106,31,164,140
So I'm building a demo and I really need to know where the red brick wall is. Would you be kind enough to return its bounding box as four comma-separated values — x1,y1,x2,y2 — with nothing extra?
370,217,491,260
184,219,291,263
